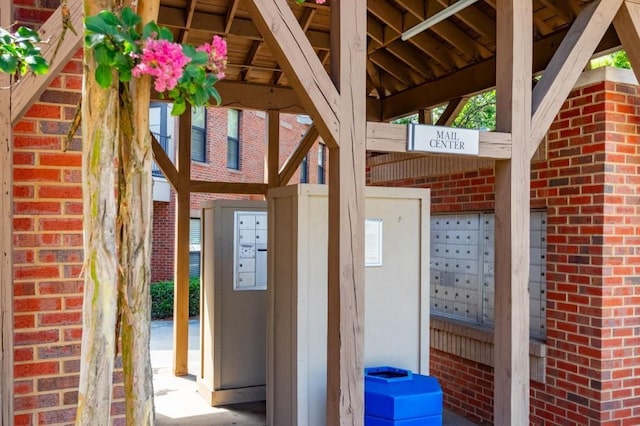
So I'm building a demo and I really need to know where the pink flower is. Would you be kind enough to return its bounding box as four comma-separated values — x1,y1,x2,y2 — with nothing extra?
132,38,190,92
197,35,227,80
316,0,326,3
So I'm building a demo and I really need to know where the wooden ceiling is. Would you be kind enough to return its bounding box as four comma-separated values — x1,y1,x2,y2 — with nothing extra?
157,0,621,120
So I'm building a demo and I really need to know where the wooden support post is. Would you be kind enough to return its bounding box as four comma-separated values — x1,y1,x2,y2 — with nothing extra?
326,0,367,424
1,1,13,422
435,97,468,126
494,0,532,424
173,105,192,376
266,111,280,188
418,109,432,124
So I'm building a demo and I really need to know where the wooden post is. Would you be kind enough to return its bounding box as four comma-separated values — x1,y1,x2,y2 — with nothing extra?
266,110,280,188
173,105,192,376
494,0,532,424
1,1,13,423
326,0,367,424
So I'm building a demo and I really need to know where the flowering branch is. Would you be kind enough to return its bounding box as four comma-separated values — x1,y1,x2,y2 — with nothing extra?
0,26,49,84
84,7,227,115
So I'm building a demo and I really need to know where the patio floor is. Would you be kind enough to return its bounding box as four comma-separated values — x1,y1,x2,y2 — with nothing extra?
150,319,477,425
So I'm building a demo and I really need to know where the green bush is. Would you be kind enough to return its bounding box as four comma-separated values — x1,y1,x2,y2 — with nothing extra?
150,277,200,320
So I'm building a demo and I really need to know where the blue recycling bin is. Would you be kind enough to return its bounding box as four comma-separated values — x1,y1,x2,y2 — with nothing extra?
365,366,443,426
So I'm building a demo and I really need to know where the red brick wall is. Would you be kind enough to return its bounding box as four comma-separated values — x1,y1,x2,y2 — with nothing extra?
150,110,324,283
368,75,640,425
11,43,126,426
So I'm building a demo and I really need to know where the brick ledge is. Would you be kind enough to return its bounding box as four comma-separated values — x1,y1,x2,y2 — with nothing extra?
430,316,547,383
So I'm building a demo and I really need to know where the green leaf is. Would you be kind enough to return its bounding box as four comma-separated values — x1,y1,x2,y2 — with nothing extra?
121,7,141,27
0,53,17,74
210,87,221,105
171,99,186,116
159,27,173,42
95,64,113,87
16,26,40,41
119,69,132,82
85,15,114,35
85,33,106,48
97,10,121,27
25,55,49,74
142,22,160,39
94,44,112,65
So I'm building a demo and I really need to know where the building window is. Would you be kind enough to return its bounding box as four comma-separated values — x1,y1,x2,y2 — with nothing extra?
189,218,201,278
227,109,240,170
317,143,326,184
149,103,171,177
191,106,206,163
300,154,309,183
430,211,547,338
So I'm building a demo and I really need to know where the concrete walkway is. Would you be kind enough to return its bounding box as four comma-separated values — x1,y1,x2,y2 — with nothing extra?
150,319,477,425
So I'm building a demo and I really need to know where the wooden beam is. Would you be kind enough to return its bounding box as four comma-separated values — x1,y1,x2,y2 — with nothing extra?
435,97,468,126
178,0,197,43
494,0,532,424
10,0,83,125
266,111,280,188
246,0,340,147
159,8,331,50
278,125,319,185
530,0,624,158
365,122,512,159
434,0,496,41
381,26,621,120
173,106,192,376
418,109,432,124
151,134,179,190
540,0,575,22
326,0,366,423
190,181,269,195
214,80,304,113
613,2,640,91
369,49,423,86
1,0,13,421
224,0,240,34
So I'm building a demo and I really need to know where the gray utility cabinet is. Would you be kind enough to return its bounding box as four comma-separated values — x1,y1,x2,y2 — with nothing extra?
198,200,267,406
267,184,431,426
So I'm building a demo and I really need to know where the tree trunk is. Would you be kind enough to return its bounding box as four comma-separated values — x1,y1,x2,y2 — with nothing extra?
118,2,159,423
76,1,120,424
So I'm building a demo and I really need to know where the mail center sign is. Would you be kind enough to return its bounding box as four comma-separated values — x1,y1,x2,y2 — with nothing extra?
407,123,480,156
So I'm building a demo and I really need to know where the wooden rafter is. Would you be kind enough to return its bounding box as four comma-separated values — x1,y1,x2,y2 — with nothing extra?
540,0,575,23
381,25,621,120
11,0,83,125
369,49,423,86
425,1,493,60
158,8,330,50
396,0,425,19
179,0,198,43
529,0,624,157
224,0,240,34
240,40,263,81
434,0,496,42
246,0,340,147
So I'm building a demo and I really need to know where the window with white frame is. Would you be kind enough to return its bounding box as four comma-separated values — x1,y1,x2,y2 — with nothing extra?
191,107,206,163
227,109,240,170
300,154,309,183
189,218,202,278
317,143,326,184
430,212,547,338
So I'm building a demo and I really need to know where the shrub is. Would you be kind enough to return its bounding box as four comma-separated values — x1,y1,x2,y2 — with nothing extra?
150,277,200,320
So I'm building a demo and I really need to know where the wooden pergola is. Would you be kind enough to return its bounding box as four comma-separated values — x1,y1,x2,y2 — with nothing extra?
4,0,640,424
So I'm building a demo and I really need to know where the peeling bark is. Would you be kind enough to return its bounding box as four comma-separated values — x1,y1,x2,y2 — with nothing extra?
78,1,160,424
76,2,120,424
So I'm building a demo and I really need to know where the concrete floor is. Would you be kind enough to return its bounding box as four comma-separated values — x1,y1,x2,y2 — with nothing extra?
150,319,477,425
